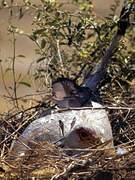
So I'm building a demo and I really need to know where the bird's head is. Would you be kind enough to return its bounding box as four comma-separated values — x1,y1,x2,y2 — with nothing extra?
57,125,101,156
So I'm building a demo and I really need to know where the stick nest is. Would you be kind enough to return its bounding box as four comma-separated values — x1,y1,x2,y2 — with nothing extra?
0,92,135,180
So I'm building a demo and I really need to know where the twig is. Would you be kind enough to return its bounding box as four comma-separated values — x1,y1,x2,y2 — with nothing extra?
12,32,19,109
0,63,12,98
54,106,135,113
56,39,63,66
2,92,51,100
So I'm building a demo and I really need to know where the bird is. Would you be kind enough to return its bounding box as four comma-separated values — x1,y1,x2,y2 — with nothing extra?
11,77,114,156
10,0,132,158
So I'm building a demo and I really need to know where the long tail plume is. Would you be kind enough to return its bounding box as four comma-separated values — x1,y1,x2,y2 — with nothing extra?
82,0,134,92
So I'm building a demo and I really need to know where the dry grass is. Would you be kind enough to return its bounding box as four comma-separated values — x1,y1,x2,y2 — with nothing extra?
0,90,135,180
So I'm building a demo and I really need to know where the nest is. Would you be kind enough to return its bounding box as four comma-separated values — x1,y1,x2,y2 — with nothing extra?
0,93,135,180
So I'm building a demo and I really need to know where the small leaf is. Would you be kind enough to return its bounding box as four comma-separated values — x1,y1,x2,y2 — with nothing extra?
28,35,37,41
24,0,30,3
34,29,45,35
5,57,13,61
9,8,13,17
8,86,13,90
56,31,65,38
37,11,40,19
11,0,14,4
5,67,12,72
18,81,31,87
113,15,118,23
19,7,23,19
36,57,46,63
17,55,25,58
1,0,7,7
41,39,46,49
68,16,71,26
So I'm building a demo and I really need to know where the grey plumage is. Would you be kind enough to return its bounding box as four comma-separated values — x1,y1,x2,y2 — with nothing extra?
11,101,113,156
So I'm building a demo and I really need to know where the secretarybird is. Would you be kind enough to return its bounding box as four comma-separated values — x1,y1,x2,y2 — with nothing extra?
11,1,132,157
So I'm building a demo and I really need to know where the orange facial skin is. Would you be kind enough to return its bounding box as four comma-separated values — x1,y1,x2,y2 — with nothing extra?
76,127,100,145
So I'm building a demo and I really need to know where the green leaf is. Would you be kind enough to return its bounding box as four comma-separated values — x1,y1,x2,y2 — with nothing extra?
5,67,12,72
1,0,7,7
9,8,13,17
24,0,30,3
36,57,46,63
17,55,26,58
11,0,14,4
5,57,13,61
34,29,45,35
18,81,31,87
56,31,65,38
68,16,71,26
28,35,37,41
37,11,40,19
18,7,23,19
41,39,46,49
8,86,13,90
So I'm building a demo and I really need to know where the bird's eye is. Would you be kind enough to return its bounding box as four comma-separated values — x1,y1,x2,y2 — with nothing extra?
76,128,99,144
80,132,88,138
76,128,90,139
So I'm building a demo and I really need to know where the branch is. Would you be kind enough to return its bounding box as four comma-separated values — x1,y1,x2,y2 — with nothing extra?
82,0,134,92
12,32,19,109
54,106,135,113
